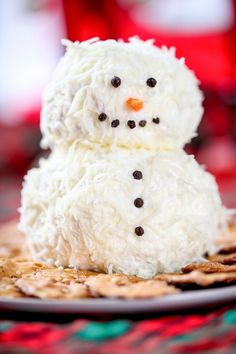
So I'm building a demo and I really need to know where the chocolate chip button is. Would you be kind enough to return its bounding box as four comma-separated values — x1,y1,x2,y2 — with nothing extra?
139,120,147,127
98,113,107,121
111,119,120,128
152,117,160,124
133,170,143,180
127,120,136,129
135,226,144,236
134,198,144,208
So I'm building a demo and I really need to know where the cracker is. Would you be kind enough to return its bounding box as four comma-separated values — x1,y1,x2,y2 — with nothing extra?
0,258,48,279
16,278,89,299
182,262,236,273
217,243,236,255
0,277,24,298
0,257,97,299
207,253,236,265
85,274,179,299
155,270,236,287
20,267,98,285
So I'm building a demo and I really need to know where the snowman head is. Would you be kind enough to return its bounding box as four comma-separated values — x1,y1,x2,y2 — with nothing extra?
41,37,203,150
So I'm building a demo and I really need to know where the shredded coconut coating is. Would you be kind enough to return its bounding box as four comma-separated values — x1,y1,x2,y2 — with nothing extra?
19,146,226,278
40,37,203,150
19,37,228,278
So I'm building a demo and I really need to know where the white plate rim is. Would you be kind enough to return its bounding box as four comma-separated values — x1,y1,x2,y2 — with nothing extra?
1,285,236,314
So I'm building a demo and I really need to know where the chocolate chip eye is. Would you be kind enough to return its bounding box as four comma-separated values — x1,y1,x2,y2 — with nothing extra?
111,76,121,88
146,77,157,87
133,170,143,180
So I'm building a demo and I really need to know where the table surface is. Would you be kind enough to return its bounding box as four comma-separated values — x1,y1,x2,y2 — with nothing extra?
0,174,236,354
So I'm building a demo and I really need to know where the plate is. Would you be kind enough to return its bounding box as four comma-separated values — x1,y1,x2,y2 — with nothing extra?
1,285,236,314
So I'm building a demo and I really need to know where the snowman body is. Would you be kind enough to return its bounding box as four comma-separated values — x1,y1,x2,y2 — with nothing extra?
20,38,226,278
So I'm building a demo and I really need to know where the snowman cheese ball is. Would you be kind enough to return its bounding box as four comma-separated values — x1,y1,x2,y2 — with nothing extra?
19,37,227,278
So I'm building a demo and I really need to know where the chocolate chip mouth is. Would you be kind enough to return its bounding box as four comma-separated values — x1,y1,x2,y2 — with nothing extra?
111,119,120,128
139,120,147,127
98,114,160,128
127,120,136,129
152,117,160,124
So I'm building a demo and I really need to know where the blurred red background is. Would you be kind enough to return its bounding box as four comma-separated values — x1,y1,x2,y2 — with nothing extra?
0,0,235,222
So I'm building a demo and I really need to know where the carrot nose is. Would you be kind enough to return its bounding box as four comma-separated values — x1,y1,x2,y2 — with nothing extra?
126,98,144,111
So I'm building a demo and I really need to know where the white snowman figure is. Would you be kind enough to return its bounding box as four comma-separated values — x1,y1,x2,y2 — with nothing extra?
19,37,228,278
